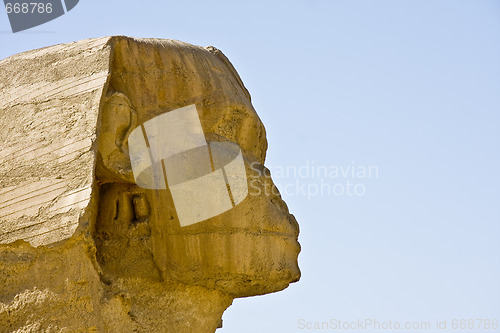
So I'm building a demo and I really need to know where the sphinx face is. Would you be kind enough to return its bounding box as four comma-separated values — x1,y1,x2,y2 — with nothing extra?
144,153,300,297
144,117,301,296
94,41,300,297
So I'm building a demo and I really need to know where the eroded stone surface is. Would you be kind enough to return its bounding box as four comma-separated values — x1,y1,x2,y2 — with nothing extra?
0,37,300,332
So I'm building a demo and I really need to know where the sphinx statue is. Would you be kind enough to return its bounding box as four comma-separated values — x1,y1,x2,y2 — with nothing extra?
0,36,300,332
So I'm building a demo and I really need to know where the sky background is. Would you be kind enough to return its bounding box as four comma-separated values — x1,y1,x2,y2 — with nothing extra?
1,1,499,332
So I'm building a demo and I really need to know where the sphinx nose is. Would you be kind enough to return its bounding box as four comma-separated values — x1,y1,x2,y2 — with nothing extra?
268,195,299,236
287,213,300,235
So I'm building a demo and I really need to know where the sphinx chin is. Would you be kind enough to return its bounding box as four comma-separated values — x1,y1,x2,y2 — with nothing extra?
162,231,301,297
171,267,301,298
210,272,301,298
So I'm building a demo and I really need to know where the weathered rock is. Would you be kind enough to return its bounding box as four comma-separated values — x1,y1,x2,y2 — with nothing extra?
0,36,300,332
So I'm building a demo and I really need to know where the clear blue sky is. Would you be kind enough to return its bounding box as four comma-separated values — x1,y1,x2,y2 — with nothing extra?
1,1,499,332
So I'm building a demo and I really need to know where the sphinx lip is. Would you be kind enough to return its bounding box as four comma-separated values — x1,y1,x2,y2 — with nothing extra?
248,228,299,239
166,228,299,239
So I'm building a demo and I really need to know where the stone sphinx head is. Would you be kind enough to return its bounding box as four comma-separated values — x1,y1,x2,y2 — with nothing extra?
0,36,299,331
93,37,300,296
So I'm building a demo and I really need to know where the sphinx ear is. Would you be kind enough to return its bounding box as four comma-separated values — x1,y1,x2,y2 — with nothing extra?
97,92,138,183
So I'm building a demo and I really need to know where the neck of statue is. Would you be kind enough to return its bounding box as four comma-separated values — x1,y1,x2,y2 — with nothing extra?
101,278,233,333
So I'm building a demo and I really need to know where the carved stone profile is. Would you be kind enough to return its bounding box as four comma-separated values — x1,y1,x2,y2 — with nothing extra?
0,36,300,332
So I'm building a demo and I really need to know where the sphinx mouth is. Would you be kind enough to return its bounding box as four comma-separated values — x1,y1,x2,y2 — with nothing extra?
164,213,300,240
166,227,299,239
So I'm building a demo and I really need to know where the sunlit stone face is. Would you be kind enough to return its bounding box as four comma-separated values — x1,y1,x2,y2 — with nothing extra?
94,39,300,297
